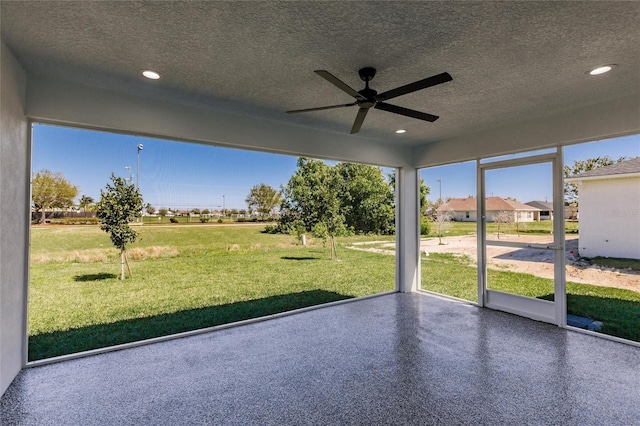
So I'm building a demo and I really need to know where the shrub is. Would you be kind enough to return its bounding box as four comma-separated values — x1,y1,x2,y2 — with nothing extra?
291,220,306,238
263,224,278,234
420,216,431,236
199,217,210,223
217,218,223,223
170,217,179,223
312,222,329,246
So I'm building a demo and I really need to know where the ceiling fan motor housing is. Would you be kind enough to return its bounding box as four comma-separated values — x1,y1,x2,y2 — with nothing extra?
358,67,376,82
357,67,378,107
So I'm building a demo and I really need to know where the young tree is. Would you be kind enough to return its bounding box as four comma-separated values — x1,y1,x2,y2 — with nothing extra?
145,203,156,215
95,174,143,279
494,210,513,239
246,183,282,220
513,212,528,236
158,208,168,221
279,158,347,259
564,156,626,204
434,206,452,245
78,195,94,218
32,169,79,224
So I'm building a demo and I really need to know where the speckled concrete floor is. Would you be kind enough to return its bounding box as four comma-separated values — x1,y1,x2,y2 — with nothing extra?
2,293,639,425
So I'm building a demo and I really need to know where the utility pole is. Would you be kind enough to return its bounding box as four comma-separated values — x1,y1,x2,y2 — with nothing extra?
137,144,143,223
137,144,143,190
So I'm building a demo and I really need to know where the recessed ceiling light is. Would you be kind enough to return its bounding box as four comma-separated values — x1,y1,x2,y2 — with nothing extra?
396,129,406,134
588,65,616,76
141,70,161,80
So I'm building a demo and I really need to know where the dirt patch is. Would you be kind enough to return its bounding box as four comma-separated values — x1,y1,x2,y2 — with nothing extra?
346,235,639,293
347,241,395,255
420,235,640,293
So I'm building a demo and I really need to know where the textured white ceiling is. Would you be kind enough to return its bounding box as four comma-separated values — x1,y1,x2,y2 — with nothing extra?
1,1,639,146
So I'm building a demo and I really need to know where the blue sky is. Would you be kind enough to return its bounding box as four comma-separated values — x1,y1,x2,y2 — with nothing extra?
32,124,639,209
32,124,299,211
420,134,640,203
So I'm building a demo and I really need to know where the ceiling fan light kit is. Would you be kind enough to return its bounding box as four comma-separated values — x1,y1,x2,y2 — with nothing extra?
286,67,452,134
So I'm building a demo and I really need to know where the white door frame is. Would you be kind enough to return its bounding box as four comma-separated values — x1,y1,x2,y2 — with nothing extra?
477,151,566,326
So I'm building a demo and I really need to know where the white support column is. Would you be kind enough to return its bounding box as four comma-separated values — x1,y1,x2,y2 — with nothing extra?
553,150,567,327
396,167,420,293
1,40,29,396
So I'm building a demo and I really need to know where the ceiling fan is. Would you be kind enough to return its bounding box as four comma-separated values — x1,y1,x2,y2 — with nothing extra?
286,67,452,134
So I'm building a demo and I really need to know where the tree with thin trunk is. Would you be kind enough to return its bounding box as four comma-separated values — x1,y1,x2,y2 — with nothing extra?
78,195,94,218
494,210,513,239
434,206,452,245
145,203,156,216
32,169,79,224
95,174,143,280
279,158,347,260
158,208,168,222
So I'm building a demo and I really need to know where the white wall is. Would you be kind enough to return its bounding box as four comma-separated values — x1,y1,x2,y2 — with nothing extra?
578,177,640,259
413,95,640,168
0,40,29,396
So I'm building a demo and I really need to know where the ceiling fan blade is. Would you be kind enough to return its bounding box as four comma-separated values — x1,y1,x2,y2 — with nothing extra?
315,70,364,100
350,108,369,134
376,72,452,102
375,102,439,122
286,102,357,114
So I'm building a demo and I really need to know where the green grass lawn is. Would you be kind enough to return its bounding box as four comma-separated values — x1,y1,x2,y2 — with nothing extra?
29,222,637,360
29,224,395,360
421,253,640,342
426,219,578,238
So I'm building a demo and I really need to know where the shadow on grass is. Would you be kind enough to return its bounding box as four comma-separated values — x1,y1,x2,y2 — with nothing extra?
539,292,640,343
74,273,118,282
281,256,321,261
29,289,353,361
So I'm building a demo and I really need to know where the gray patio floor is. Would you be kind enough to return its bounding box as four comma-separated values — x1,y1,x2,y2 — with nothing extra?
1,292,639,425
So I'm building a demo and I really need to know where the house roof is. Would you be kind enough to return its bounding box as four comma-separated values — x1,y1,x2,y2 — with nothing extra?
440,197,540,212
525,201,553,210
566,157,640,181
1,2,638,151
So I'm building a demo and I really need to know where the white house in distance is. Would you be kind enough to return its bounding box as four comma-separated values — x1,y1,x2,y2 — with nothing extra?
525,201,553,220
439,196,540,222
565,157,640,260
